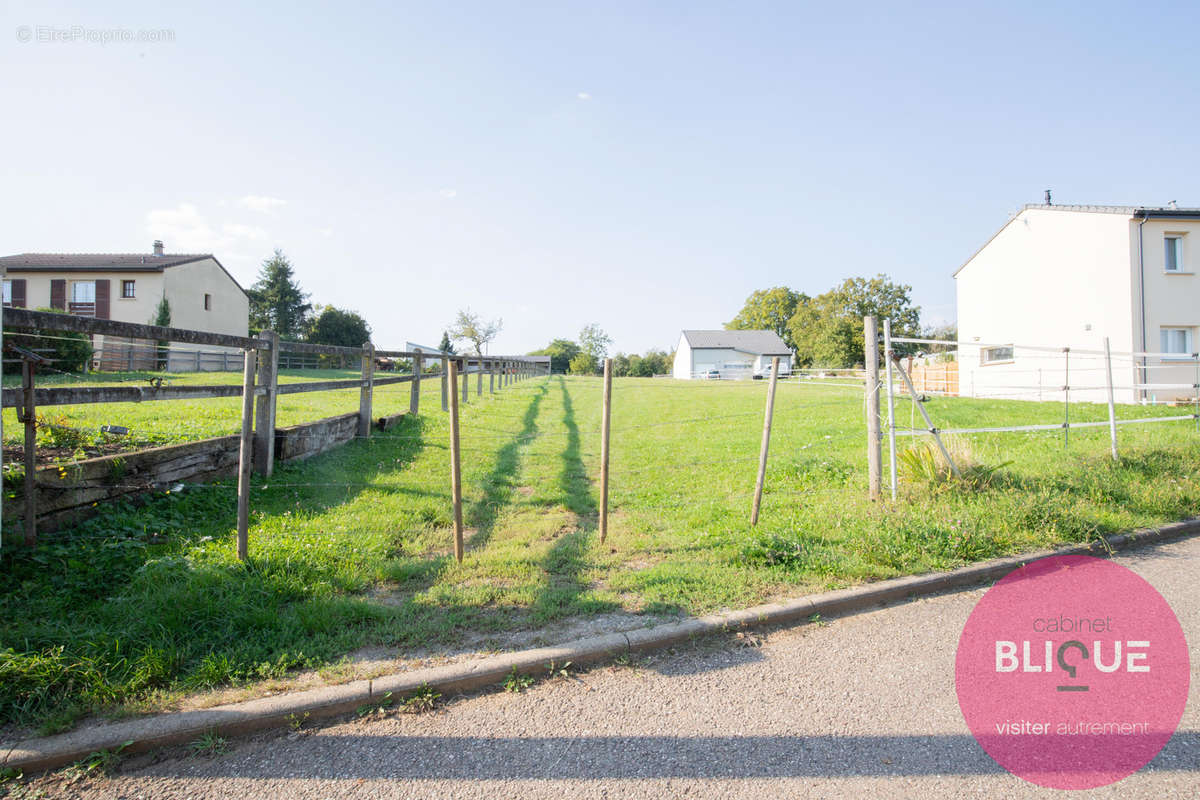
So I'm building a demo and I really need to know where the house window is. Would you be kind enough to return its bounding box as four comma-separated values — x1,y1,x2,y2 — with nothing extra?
1165,235,1184,272
1160,327,1195,359
121,280,136,298
1,281,9,305
204,293,212,311
71,281,96,303
981,345,1014,364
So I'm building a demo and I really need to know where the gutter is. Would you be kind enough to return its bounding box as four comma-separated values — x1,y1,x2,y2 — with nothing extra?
1136,211,1149,403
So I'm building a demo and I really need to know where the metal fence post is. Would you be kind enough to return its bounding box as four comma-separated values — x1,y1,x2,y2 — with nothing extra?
884,319,898,500
1063,347,1071,448
864,316,882,500
1104,337,1119,461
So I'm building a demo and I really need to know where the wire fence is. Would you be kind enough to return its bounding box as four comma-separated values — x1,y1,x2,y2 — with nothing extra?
5,310,1199,562
0,307,549,552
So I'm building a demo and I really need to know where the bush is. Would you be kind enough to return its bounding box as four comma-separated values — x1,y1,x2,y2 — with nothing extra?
568,352,597,375
3,308,93,374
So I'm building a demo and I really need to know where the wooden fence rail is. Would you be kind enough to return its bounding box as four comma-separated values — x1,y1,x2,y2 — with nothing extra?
0,309,550,552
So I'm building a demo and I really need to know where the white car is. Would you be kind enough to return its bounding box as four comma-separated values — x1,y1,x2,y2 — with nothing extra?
753,362,791,380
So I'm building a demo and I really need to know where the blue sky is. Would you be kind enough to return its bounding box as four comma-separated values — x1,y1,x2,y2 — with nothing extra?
3,1,1199,354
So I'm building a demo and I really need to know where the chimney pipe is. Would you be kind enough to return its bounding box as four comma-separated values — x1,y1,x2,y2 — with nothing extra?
153,240,164,256
1044,189,1052,206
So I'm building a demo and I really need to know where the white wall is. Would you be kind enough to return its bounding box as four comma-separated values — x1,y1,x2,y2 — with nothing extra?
163,258,249,337
955,208,1139,403
672,333,692,379
1135,218,1200,402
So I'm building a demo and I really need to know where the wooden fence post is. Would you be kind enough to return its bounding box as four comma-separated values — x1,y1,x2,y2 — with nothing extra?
460,358,469,403
489,358,495,394
448,359,464,563
21,359,36,546
441,356,449,411
1104,337,1118,461
236,348,257,561
864,316,882,500
410,349,423,415
599,357,613,543
359,342,375,438
477,356,483,396
253,330,279,476
751,356,779,525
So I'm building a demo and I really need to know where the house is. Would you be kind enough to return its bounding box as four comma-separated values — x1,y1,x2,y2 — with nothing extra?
672,330,792,380
0,241,249,371
955,203,1200,404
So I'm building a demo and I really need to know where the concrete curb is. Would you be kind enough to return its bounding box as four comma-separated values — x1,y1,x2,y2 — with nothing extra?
5,517,1198,774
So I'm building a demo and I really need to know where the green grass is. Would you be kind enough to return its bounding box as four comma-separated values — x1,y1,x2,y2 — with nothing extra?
2,367,437,453
1,375,1198,734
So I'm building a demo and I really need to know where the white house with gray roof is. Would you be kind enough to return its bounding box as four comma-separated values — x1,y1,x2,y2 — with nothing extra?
956,203,1200,404
672,330,792,380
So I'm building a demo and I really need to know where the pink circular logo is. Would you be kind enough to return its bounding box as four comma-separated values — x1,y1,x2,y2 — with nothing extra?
956,555,1189,789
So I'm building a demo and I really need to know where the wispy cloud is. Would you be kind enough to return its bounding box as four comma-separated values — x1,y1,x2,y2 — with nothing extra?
317,227,334,238
439,189,457,199
239,195,287,213
577,92,591,101
145,203,270,257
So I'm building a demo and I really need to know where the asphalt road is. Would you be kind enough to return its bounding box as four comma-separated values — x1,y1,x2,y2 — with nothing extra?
30,536,1200,799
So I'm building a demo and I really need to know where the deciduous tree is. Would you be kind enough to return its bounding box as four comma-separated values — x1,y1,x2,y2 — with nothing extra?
449,309,502,356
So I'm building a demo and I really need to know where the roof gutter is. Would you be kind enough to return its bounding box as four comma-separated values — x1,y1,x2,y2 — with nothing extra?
1135,211,1149,403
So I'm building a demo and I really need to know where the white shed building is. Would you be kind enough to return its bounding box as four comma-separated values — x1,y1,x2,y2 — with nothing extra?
672,330,792,380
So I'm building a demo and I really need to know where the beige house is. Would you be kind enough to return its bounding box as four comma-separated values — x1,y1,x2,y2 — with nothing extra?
0,241,249,371
955,204,1200,404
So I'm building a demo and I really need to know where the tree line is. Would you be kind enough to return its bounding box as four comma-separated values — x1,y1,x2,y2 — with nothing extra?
725,274,952,368
527,325,672,376
247,249,372,348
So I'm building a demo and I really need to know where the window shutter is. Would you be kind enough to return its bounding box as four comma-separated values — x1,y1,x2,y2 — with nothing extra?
50,279,66,310
11,279,26,308
95,279,110,319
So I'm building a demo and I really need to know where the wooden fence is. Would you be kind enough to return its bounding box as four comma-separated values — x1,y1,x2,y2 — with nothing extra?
0,308,549,551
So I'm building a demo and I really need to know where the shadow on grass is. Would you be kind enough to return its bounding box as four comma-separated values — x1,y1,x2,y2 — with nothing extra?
531,377,618,622
465,382,548,549
0,413,437,729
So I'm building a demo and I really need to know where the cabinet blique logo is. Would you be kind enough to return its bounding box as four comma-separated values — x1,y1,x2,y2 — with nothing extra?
955,555,1189,790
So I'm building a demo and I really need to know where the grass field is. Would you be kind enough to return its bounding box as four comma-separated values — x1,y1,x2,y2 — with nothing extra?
1,367,437,455
2,374,1198,736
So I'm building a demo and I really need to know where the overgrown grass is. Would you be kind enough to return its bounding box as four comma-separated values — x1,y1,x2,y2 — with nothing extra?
1,376,1197,735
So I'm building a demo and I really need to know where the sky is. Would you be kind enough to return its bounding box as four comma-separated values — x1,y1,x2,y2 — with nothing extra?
3,1,1200,355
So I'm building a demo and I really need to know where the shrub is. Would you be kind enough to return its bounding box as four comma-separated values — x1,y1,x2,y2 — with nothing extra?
3,307,93,374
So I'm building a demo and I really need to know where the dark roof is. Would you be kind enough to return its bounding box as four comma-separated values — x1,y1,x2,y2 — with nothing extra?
0,253,248,296
0,253,211,270
681,330,791,355
1021,203,1200,217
